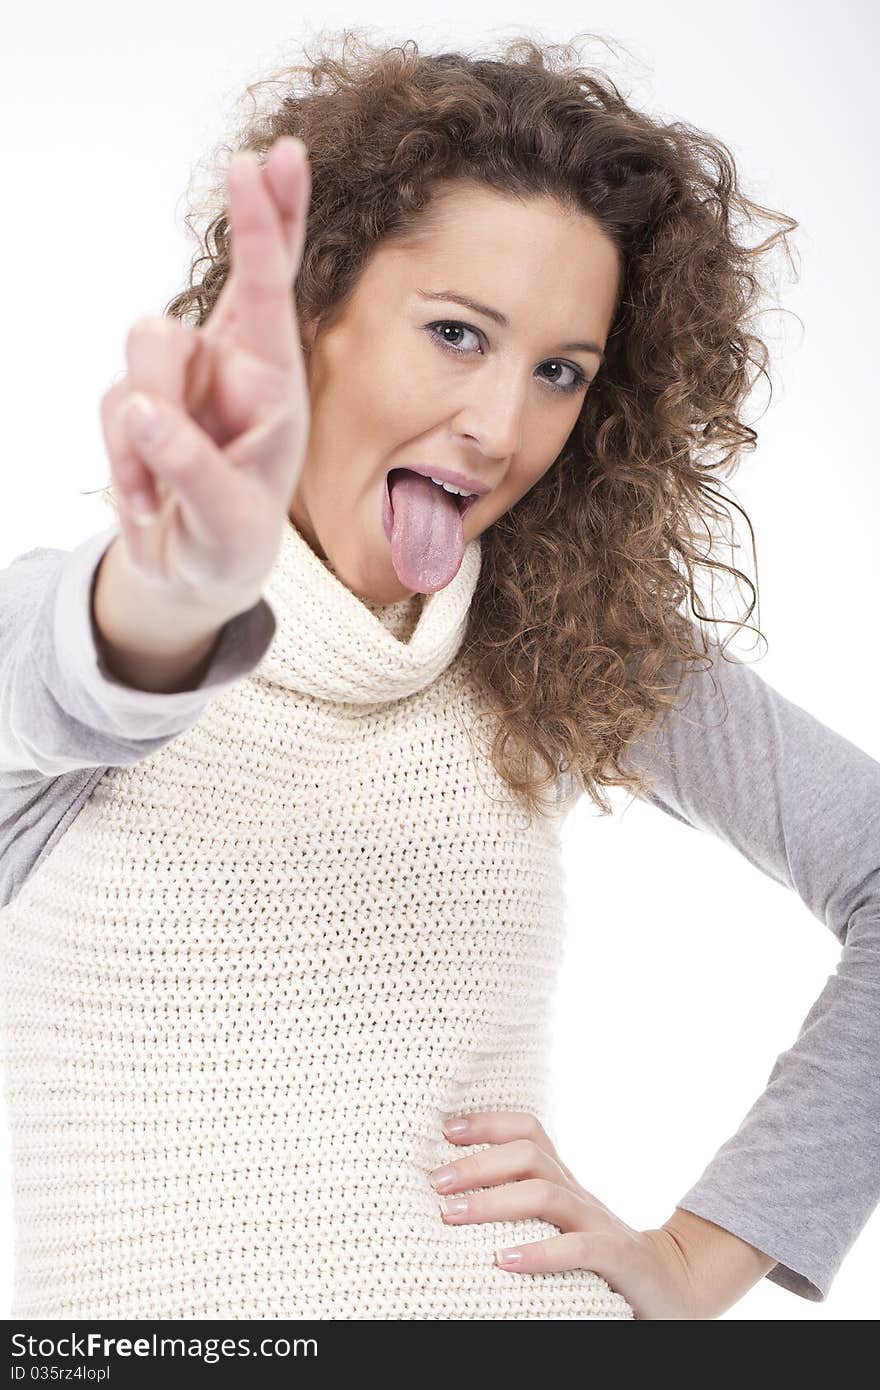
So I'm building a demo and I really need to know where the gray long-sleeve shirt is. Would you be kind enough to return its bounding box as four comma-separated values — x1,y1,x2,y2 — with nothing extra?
1,522,878,1306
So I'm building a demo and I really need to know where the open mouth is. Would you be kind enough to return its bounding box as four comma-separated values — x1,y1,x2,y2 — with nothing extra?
386,469,480,520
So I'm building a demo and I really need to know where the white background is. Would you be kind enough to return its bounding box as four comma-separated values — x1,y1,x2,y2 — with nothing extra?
2,0,877,1321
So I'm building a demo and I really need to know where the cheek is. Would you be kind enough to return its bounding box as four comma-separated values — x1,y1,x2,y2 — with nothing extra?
384,336,456,418
352,343,437,437
504,463,552,507
469,463,554,533
469,480,521,532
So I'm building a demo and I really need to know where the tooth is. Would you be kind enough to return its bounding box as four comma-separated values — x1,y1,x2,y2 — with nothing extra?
427,475,474,498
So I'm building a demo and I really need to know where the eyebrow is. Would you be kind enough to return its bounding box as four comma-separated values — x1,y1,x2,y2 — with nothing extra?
415,288,606,362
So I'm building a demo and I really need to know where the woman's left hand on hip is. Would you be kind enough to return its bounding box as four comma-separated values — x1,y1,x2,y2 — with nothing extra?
427,1108,699,1320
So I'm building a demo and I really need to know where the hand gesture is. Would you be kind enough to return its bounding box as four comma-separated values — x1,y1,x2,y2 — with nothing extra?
98,135,312,614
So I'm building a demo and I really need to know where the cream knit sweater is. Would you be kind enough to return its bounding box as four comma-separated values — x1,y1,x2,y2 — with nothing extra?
0,518,633,1320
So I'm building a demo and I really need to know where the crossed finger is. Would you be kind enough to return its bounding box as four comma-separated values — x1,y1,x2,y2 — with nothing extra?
202,136,310,366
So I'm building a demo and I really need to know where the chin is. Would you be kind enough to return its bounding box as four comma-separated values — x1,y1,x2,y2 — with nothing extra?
331,543,417,605
365,574,420,604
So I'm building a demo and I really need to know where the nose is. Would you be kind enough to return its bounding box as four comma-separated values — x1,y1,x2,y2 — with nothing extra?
453,366,528,460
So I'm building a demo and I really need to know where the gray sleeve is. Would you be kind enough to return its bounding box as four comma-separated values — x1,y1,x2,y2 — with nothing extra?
0,524,278,909
622,637,880,1303
0,522,277,782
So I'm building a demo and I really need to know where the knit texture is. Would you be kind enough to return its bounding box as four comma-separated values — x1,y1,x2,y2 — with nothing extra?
0,520,633,1319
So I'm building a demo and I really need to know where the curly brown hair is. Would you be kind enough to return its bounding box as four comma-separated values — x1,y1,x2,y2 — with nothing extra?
92,27,800,823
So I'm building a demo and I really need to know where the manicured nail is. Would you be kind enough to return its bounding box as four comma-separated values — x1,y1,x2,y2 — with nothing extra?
127,489,157,523
495,1248,523,1265
124,393,165,445
440,1196,469,1218
428,1165,457,1191
443,1116,469,1136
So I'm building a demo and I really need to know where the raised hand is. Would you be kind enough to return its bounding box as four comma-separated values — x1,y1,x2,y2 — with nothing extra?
98,136,312,614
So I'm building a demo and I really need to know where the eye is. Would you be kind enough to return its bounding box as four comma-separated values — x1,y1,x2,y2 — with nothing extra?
424,320,588,396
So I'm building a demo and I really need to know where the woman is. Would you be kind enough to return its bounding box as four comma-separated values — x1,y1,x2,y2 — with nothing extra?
0,31,876,1320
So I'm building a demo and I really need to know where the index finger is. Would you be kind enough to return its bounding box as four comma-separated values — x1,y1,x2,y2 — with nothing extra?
224,143,307,367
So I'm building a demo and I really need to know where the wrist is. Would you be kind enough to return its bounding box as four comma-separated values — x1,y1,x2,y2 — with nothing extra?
660,1207,777,1319
92,537,241,694
104,533,252,625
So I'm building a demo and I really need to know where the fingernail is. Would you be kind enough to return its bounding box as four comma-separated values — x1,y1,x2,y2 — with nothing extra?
127,489,157,523
124,393,165,445
440,1196,469,1218
443,1116,469,1136
428,1165,457,1191
495,1248,523,1265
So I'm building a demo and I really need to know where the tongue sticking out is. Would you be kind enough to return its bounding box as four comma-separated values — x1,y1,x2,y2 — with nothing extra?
388,470,465,592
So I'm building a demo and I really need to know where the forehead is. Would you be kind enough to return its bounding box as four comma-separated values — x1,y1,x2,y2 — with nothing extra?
393,183,605,259
358,182,620,327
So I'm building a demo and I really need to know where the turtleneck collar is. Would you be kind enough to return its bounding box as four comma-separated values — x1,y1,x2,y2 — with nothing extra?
256,519,482,704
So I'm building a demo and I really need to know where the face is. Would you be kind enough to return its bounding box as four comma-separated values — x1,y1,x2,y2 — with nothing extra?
291,181,621,603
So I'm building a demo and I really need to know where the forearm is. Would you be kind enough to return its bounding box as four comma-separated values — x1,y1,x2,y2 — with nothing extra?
662,1207,777,1318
